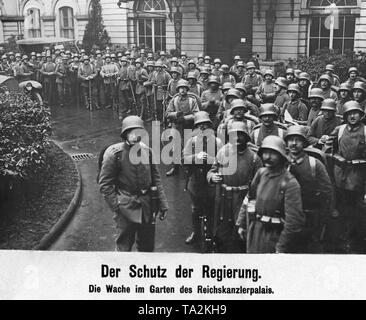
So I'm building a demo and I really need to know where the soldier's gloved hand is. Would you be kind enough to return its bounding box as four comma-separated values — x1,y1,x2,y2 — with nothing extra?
238,227,246,240
158,209,167,221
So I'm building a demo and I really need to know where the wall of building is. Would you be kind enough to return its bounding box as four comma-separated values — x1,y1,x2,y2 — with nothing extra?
354,0,366,52
252,0,302,61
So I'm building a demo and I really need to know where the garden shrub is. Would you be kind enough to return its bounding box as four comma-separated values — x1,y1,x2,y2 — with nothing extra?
294,49,366,83
0,87,52,184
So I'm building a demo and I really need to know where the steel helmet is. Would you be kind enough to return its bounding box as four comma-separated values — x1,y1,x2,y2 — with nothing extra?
110,53,116,58
246,62,256,69
263,69,274,78
120,56,128,62
140,49,145,54
299,72,311,82
61,54,68,60
287,83,301,95
155,61,163,67
325,64,335,72
83,55,90,61
352,81,366,93
181,52,187,57
80,49,86,53
230,99,248,114
96,50,101,55
259,103,278,117
308,88,324,100
188,59,196,66
105,53,111,59
135,58,142,64
208,75,220,85
170,57,178,63
222,82,234,91
234,55,241,61
1,54,7,59
170,67,181,75
226,88,241,100
235,82,247,94
120,116,145,137
338,82,352,93
213,58,222,65
147,61,155,67
204,55,211,61
237,61,245,68
22,55,29,61
30,52,36,57
198,53,204,59
220,64,230,72
187,71,198,80
258,135,288,160
176,79,190,90
194,111,212,126
286,68,295,75
36,53,42,57
275,77,288,89
318,74,333,85
321,98,337,112
342,100,365,118
8,52,14,56
15,53,21,58
200,68,210,75
125,50,131,55
227,121,250,136
284,125,309,146
294,69,302,78
159,51,166,56
348,67,358,75
147,52,154,58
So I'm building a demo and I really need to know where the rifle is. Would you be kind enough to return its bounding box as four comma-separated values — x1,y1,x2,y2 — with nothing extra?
162,87,167,129
153,85,158,121
88,78,92,111
129,79,137,114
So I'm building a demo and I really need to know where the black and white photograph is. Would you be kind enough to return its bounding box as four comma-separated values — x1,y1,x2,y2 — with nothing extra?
0,0,365,301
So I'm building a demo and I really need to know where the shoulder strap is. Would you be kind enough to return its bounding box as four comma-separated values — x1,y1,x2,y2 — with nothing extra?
278,128,284,139
338,124,347,143
309,156,316,180
254,128,260,145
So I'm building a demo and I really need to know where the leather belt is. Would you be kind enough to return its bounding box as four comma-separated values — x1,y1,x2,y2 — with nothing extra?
221,184,249,192
256,214,284,225
120,188,149,197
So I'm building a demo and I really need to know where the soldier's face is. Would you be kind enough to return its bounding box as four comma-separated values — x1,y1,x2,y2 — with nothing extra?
188,78,195,85
265,75,272,82
171,61,177,66
261,149,283,169
299,79,308,87
232,108,245,119
325,70,333,76
197,122,210,131
350,71,358,79
288,91,298,100
261,114,275,126
320,80,330,89
198,58,204,63
346,110,362,125
322,109,335,120
286,136,305,155
204,59,210,64
353,89,365,102
339,90,349,99
310,97,322,108
179,87,188,96
247,68,255,75
286,74,294,81
214,63,220,69
209,83,218,90
172,72,178,79
105,58,111,64
126,129,143,145
181,56,186,60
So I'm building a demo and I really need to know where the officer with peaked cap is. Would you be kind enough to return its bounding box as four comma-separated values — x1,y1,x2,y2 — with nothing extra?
99,116,168,251
237,135,305,253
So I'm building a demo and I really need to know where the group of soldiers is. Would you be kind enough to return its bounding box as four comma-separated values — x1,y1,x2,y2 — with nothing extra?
96,46,366,254
2,45,363,254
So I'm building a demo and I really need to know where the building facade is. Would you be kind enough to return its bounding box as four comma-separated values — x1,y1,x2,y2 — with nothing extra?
0,0,365,63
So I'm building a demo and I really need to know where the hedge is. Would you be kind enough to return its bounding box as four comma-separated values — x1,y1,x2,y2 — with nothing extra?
0,87,52,183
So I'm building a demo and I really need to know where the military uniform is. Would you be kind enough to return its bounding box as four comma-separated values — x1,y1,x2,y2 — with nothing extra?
40,60,56,105
117,64,131,115
69,60,81,107
78,61,98,110
99,141,168,251
135,66,149,116
55,61,70,107
100,61,119,108
250,123,286,146
237,167,305,253
241,73,262,96
282,99,308,122
308,115,342,148
152,68,171,121
94,57,106,107
208,142,262,253
201,88,224,128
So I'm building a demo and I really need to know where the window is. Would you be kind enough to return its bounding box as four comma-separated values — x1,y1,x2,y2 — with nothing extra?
25,8,41,38
135,0,167,52
307,0,358,55
308,0,357,7
59,6,74,39
137,0,166,11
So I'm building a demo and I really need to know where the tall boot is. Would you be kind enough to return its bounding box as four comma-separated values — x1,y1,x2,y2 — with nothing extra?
166,164,180,176
185,213,201,245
